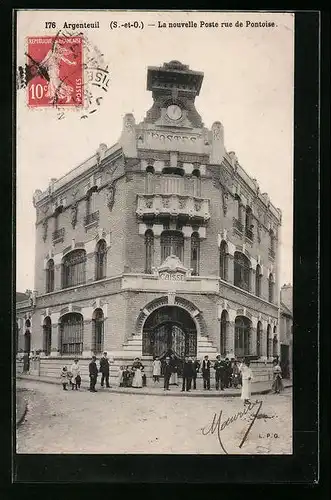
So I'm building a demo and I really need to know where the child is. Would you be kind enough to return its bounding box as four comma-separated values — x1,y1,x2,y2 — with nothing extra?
70,359,81,390
118,365,124,387
60,366,70,390
142,366,147,387
152,356,161,383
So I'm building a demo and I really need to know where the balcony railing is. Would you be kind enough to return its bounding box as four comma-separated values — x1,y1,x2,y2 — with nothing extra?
268,248,275,260
84,211,99,227
145,174,201,197
233,218,243,233
136,193,210,222
52,228,65,243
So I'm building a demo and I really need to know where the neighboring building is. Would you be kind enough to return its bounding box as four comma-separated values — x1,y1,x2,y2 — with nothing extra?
280,284,293,379
16,291,34,373
18,60,282,382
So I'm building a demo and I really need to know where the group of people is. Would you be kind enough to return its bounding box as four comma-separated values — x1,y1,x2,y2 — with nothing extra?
118,358,147,388
60,352,112,392
59,351,284,402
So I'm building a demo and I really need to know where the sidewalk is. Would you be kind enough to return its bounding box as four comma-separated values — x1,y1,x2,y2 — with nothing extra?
16,390,28,425
16,373,292,397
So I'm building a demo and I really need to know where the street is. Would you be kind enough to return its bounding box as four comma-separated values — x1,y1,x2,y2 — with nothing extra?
16,380,292,455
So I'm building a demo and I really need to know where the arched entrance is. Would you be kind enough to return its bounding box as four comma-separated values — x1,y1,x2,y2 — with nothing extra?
142,306,197,360
23,319,31,372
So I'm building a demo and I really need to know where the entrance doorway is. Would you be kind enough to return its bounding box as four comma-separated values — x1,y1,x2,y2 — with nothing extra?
142,306,197,360
23,331,31,372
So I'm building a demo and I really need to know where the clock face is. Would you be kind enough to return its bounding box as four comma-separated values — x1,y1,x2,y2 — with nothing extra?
166,104,182,121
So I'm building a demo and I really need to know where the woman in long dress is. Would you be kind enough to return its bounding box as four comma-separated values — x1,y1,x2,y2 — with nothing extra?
169,354,178,385
132,358,143,388
271,361,284,393
240,358,253,404
152,357,161,383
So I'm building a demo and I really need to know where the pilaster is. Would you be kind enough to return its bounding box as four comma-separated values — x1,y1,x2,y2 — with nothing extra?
50,312,60,356
226,320,235,358
82,306,94,356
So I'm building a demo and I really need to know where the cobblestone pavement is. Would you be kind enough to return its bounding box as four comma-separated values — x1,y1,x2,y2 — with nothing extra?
16,380,292,455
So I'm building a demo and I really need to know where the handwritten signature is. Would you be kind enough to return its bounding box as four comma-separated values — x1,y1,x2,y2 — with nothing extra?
201,400,263,454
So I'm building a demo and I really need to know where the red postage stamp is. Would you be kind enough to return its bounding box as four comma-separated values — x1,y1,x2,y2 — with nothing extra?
26,35,83,107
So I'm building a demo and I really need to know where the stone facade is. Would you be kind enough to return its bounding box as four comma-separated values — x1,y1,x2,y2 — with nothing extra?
279,284,293,378
17,61,282,382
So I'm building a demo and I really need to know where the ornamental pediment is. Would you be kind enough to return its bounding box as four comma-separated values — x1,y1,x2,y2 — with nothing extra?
156,255,191,280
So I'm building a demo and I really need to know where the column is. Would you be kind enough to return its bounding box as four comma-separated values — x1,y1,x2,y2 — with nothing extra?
250,317,258,356
153,236,161,268
227,309,237,358
261,320,268,359
82,306,94,356
50,312,61,356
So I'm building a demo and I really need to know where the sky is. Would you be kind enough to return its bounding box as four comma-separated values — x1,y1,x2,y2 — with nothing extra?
16,10,294,292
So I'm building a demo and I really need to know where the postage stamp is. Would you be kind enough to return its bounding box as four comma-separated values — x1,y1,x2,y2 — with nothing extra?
26,35,84,107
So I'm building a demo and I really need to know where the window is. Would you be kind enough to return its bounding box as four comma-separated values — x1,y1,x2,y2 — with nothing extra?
162,166,184,176
46,259,54,293
92,309,104,354
256,321,262,357
245,206,254,240
220,310,228,356
146,165,155,174
269,230,276,258
268,273,274,302
62,250,86,288
233,195,243,232
234,252,251,291
43,317,52,356
85,186,99,225
235,316,251,357
145,230,154,274
52,206,64,242
255,264,262,297
272,327,278,357
266,324,271,358
219,241,228,280
60,313,83,355
161,231,184,262
191,232,200,276
95,239,107,280
192,168,200,178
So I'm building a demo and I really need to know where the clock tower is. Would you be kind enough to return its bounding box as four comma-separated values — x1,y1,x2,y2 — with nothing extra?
144,60,204,128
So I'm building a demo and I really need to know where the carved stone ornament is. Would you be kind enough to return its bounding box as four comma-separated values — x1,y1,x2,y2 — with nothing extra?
178,197,187,209
71,203,78,229
257,223,262,243
42,219,48,242
221,188,229,216
194,200,202,212
106,183,116,211
157,254,191,280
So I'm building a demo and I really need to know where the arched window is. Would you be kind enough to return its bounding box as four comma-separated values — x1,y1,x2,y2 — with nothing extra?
161,231,184,262
256,321,262,357
46,259,54,293
95,239,107,280
192,169,200,178
220,310,228,356
85,186,99,226
266,324,272,359
191,232,200,276
245,206,254,240
145,230,154,274
234,252,251,291
62,250,86,289
234,194,243,231
92,309,104,354
219,241,228,280
272,326,278,357
43,316,52,356
255,264,262,297
146,165,155,174
268,273,274,302
269,230,276,258
235,316,251,357
60,313,83,355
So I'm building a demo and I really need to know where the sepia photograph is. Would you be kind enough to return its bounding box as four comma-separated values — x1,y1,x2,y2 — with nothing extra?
15,10,294,457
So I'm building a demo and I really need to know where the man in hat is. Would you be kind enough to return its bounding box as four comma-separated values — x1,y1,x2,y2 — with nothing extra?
99,351,111,388
163,356,172,391
201,355,211,390
192,356,200,390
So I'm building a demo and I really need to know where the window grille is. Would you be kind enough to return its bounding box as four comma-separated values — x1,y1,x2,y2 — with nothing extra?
60,313,83,354
92,309,104,354
234,252,251,291
220,312,228,356
235,317,251,357
62,250,86,288
145,230,154,274
43,317,52,355
161,231,184,262
219,241,228,280
256,321,262,357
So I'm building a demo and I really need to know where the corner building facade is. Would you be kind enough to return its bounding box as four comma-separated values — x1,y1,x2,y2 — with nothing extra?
30,61,282,382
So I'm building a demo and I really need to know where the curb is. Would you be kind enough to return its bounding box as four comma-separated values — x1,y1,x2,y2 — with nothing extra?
17,375,292,398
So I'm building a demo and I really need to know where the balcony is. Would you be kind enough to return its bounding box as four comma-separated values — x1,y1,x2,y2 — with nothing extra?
84,211,99,228
233,218,243,233
136,193,210,223
245,228,254,242
52,228,65,243
268,248,275,260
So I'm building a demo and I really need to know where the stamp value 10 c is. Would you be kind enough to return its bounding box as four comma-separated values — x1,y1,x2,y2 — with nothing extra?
26,36,84,108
